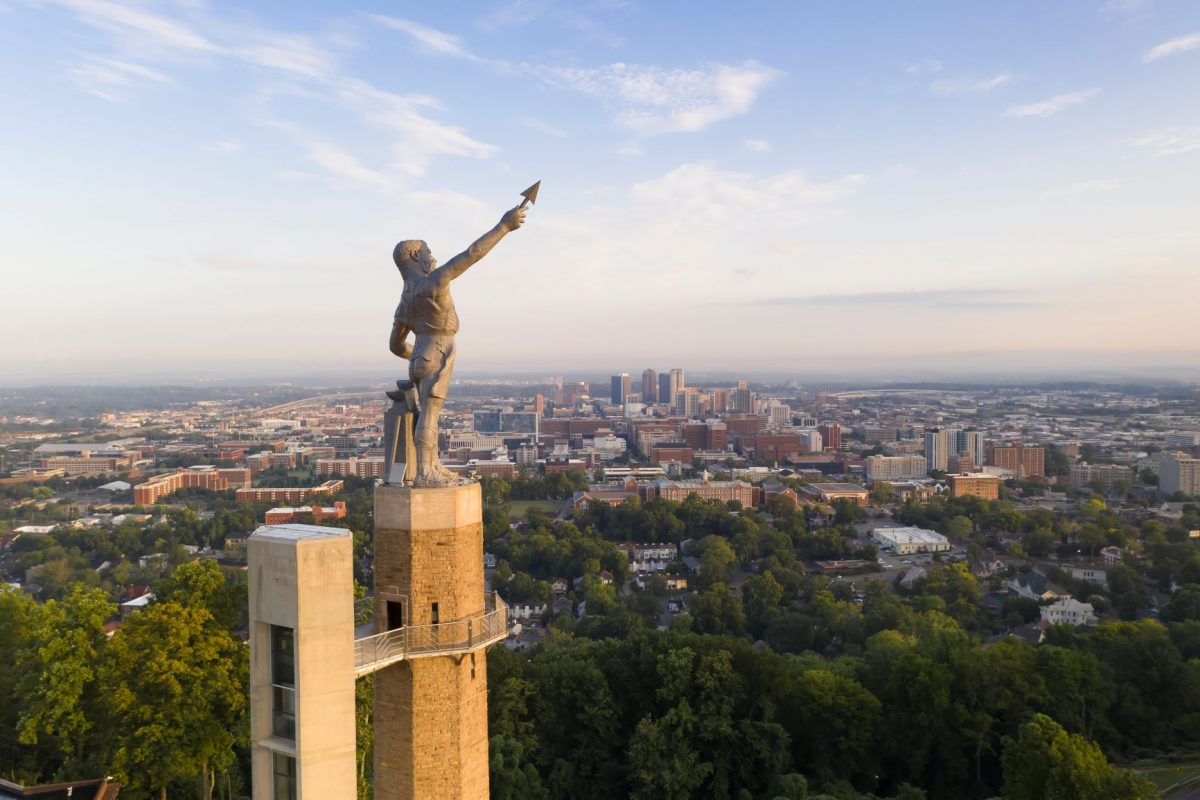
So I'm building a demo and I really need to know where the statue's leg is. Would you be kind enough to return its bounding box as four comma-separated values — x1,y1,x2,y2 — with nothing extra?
414,395,455,485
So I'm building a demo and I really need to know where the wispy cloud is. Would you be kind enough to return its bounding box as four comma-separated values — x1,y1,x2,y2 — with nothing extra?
1005,88,1100,118
1131,127,1200,155
201,139,242,153
743,139,771,152
39,3,499,182
534,60,782,135
305,142,393,189
1143,32,1200,62
904,58,943,76
49,0,219,55
1100,0,1146,13
475,0,626,46
67,54,173,101
369,15,480,61
751,288,1039,309
931,73,1009,95
233,32,337,79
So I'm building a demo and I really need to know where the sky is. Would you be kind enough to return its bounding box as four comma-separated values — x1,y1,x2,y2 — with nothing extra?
1,0,1199,383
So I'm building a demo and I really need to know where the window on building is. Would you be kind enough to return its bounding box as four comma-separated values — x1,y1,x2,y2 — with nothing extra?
271,626,295,740
273,752,296,800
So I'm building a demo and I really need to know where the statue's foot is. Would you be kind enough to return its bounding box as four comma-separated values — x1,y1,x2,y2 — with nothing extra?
414,472,461,488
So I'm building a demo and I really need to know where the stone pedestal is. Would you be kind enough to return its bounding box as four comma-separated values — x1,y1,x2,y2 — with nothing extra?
373,483,490,800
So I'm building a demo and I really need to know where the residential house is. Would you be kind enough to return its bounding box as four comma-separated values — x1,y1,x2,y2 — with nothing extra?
1041,598,1098,627
1006,572,1068,602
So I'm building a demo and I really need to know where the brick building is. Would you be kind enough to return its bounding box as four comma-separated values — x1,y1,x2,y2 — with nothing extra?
948,473,1001,500
640,479,758,506
235,480,344,504
987,444,1045,477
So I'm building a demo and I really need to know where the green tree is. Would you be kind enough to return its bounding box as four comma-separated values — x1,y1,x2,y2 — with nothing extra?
1159,584,1200,622
0,587,41,779
743,572,785,638
1001,714,1158,799
946,516,974,541
782,669,881,786
103,599,248,800
691,583,746,637
698,536,738,587
17,585,114,769
155,559,245,631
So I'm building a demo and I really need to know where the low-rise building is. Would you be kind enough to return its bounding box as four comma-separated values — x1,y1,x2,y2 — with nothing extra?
873,526,950,554
799,483,870,506
263,501,348,525
235,480,343,505
640,479,758,506
865,455,927,482
1069,463,1134,491
948,473,1000,500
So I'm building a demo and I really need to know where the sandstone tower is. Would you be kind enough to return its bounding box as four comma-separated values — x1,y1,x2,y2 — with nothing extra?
370,483,500,799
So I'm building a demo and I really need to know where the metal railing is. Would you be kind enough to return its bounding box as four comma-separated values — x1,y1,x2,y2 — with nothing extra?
353,592,508,677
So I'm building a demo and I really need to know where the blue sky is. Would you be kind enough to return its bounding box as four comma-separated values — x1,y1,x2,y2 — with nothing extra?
1,0,1198,382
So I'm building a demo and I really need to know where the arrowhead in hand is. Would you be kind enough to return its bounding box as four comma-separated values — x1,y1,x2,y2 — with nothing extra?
520,180,541,206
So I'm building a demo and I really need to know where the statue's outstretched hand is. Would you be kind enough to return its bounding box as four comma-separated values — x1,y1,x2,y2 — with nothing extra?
501,204,527,232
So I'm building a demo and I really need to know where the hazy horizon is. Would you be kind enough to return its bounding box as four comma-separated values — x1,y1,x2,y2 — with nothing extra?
3,350,1200,390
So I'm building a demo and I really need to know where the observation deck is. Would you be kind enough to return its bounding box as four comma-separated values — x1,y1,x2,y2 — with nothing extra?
353,591,507,677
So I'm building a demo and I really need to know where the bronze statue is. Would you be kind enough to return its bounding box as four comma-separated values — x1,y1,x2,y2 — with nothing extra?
386,183,537,487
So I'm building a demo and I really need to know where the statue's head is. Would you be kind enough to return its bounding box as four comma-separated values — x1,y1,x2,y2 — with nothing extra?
394,239,435,277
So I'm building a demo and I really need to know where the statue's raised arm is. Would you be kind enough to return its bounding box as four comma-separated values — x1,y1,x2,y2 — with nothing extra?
431,204,526,288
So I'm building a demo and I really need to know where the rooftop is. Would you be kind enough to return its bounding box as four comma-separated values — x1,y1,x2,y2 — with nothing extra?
251,523,351,542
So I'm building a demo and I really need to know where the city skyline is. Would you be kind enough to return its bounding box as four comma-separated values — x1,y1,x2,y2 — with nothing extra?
3,1,1200,381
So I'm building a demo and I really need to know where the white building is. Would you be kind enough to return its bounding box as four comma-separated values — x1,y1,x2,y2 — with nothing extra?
866,455,928,482
797,429,823,453
1040,598,1098,627
1164,432,1200,448
872,526,950,554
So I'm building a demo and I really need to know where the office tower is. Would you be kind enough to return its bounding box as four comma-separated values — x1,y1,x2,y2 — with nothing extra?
711,387,730,414
659,373,673,408
797,430,822,452
924,429,951,472
679,387,701,417
1161,452,1200,497
611,373,631,405
955,429,984,467
763,400,791,426
641,369,658,403
733,380,752,413
819,423,842,451
668,368,685,411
